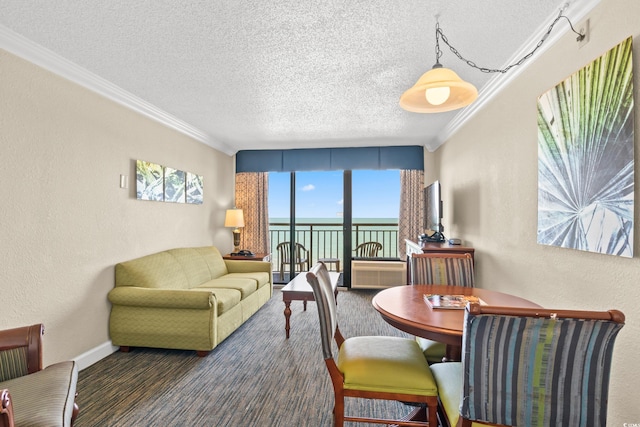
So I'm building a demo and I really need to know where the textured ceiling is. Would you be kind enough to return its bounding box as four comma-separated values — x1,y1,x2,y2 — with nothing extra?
0,1,588,154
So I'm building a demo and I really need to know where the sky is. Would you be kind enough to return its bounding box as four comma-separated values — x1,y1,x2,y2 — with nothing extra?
268,170,400,219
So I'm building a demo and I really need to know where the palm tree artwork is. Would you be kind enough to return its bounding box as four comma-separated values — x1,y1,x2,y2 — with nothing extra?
537,37,634,257
136,160,164,201
186,172,204,204
164,167,186,203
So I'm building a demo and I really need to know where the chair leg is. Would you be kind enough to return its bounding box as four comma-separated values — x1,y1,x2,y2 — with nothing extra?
427,397,438,427
71,400,79,426
333,395,344,427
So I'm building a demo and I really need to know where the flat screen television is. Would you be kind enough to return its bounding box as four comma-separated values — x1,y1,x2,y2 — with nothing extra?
423,180,445,242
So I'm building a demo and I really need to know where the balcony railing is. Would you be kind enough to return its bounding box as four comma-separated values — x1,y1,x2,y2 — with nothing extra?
269,221,399,281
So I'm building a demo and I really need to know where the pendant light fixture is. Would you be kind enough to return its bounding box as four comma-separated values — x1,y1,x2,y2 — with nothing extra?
400,22,477,113
399,61,478,113
400,13,586,114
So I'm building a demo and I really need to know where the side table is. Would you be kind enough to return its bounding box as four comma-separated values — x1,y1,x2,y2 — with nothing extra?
222,253,271,262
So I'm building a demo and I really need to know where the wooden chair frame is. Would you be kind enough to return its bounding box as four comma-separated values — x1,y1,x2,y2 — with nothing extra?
409,252,474,287
0,324,79,427
307,263,438,427
455,304,625,427
0,324,43,375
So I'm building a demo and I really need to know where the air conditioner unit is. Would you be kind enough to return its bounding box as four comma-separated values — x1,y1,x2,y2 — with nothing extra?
351,260,407,289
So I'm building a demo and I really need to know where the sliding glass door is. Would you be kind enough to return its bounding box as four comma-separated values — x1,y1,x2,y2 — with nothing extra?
268,170,400,285
269,171,344,283
296,171,344,279
352,170,401,258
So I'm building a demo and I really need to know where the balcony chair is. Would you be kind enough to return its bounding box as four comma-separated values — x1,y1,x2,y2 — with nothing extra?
353,241,383,258
430,304,625,427
276,241,310,281
408,252,474,363
306,262,439,426
0,324,79,427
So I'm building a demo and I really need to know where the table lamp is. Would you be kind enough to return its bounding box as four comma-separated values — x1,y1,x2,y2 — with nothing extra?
224,208,244,252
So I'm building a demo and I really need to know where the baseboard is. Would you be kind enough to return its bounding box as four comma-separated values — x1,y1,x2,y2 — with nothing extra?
74,341,119,371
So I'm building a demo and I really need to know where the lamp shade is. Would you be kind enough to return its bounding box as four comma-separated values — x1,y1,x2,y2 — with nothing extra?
224,209,244,228
400,66,478,113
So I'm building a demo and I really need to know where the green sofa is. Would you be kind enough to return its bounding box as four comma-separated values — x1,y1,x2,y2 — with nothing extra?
108,246,272,356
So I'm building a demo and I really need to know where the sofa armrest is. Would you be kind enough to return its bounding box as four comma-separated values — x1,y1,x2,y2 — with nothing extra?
0,389,15,427
224,260,271,274
108,287,215,309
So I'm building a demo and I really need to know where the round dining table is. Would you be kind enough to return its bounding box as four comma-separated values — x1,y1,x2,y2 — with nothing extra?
372,284,542,361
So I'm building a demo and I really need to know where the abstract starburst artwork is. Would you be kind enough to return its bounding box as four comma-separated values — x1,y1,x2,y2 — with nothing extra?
537,37,634,257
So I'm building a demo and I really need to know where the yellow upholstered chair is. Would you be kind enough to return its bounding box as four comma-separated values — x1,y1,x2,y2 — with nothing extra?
0,324,79,427
430,304,625,427
409,252,474,363
354,241,382,258
276,241,310,281
306,262,439,426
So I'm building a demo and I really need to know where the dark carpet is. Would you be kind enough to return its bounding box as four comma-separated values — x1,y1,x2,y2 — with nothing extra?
75,288,415,427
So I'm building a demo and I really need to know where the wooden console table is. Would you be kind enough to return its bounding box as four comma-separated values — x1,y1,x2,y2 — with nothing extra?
405,239,475,284
281,271,339,338
405,239,474,262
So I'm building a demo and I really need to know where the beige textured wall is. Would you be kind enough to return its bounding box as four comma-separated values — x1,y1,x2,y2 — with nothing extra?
0,50,234,366
430,0,639,423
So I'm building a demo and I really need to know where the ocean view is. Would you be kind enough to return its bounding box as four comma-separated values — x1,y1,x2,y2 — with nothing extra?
267,171,401,264
268,217,400,261
270,217,398,224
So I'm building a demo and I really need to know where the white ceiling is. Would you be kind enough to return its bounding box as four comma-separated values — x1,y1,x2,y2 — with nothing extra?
0,1,595,155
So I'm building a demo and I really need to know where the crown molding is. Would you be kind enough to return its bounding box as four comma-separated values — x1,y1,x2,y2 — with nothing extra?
0,25,236,156
433,0,602,151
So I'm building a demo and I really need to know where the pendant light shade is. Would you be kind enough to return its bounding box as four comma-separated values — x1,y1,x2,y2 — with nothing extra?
400,13,584,114
400,65,478,113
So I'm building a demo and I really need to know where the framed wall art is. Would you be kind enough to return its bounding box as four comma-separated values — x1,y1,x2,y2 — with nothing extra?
537,37,634,257
186,172,204,204
164,167,186,203
136,160,164,201
135,159,203,205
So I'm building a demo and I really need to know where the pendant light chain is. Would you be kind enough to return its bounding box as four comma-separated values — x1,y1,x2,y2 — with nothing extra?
435,11,585,74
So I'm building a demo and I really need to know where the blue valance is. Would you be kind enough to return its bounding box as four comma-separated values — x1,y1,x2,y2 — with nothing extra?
236,145,424,172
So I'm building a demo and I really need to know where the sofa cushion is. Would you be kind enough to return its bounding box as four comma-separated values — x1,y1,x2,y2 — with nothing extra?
167,248,214,286
224,272,270,288
116,251,189,289
194,246,229,279
188,288,241,314
0,361,78,427
198,278,257,299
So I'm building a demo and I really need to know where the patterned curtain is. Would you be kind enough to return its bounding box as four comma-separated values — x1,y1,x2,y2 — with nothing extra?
398,169,424,259
235,172,270,253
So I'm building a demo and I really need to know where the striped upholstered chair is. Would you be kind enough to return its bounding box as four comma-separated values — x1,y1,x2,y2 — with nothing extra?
409,252,474,363
430,304,625,427
0,324,79,427
306,262,439,426
409,252,474,287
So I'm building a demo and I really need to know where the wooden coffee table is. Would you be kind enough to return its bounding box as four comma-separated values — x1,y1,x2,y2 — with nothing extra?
281,271,339,338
